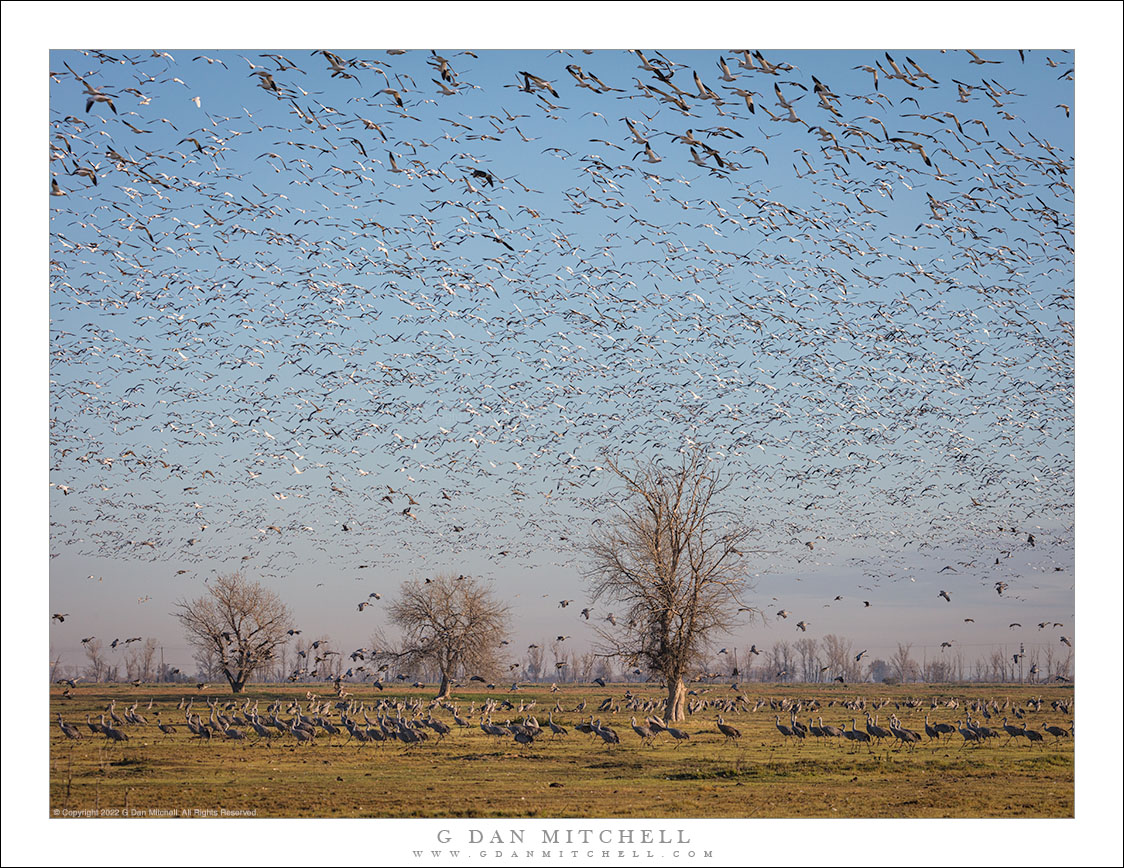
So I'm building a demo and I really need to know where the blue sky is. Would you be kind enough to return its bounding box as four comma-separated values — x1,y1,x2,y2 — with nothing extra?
39,42,1083,673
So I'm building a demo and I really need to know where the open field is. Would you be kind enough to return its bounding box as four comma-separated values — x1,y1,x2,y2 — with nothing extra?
49,683,1073,819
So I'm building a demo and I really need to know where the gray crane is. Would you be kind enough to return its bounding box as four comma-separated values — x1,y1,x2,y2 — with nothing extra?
666,725,691,747
1000,717,1025,744
843,719,872,751
57,714,81,740
956,719,981,749
592,718,619,749
817,717,844,738
630,716,654,746
546,711,567,738
865,714,892,742
887,716,921,750
717,714,742,743
154,713,178,739
1021,723,1045,747
99,714,129,743
289,720,314,745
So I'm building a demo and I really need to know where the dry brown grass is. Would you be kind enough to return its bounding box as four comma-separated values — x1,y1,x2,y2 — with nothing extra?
49,682,1073,818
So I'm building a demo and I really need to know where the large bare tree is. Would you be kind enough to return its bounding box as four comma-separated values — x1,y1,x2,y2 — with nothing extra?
173,571,292,693
585,451,762,721
376,573,511,699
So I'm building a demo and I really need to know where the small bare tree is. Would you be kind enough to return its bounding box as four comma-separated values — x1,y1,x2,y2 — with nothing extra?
308,635,342,680
140,638,159,682
576,651,597,683
822,633,860,682
525,643,545,682
123,645,142,682
83,638,106,683
585,451,762,721
376,573,511,699
891,642,918,683
794,637,820,683
550,640,573,682
173,571,293,693
193,644,220,682
766,641,794,683
923,655,952,683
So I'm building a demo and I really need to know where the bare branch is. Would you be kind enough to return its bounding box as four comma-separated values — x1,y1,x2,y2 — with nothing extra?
172,571,292,693
584,449,762,720
378,573,511,697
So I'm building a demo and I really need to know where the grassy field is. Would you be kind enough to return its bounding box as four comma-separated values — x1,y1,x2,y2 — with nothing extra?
49,682,1073,818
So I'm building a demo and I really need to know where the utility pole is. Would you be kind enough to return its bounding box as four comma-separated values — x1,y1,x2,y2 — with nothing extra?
160,646,165,683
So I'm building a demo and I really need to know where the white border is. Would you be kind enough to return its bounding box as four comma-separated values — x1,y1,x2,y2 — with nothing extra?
4,3,1121,866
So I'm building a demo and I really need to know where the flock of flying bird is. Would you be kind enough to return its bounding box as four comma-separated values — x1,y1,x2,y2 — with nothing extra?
49,48,1073,660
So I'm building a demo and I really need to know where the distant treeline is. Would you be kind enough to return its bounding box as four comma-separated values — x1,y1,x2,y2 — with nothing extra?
51,633,1073,687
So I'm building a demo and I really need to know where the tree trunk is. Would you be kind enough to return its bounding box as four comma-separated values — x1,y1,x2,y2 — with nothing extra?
435,671,451,700
227,674,246,694
666,676,687,722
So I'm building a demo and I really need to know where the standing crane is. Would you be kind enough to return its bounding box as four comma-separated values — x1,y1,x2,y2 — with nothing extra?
99,714,129,743
546,711,567,739
57,714,82,740
630,716,654,746
843,718,872,751
717,714,742,743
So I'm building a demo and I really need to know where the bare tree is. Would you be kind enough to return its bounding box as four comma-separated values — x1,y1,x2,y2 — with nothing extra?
376,573,511,699
891,642,918,683
83,638,106,683
123,645,142,681
585,451,762,721
310,636,342,681
173,571,293,693
123,639,158,682
794,637,819,683
869,658,893,683
291,637,311,680
737,649,755,683
821,633,853,681
592,655,615,684
923,655,952,683
524,642,545,682
273,645,290,683
551,641,575,682
1057,647,1073,682
576,651,597,683
192,643,219,683
140,638,159,682
766,640,794,682
988,648,1009,682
